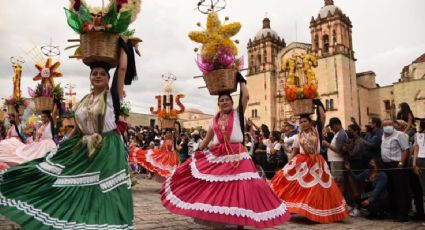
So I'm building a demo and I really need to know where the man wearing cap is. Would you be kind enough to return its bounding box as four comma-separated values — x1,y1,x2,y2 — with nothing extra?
322,117,348,191
189,130,202,155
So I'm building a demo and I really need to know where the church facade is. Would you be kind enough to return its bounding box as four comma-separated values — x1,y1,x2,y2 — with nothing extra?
245,0,425,129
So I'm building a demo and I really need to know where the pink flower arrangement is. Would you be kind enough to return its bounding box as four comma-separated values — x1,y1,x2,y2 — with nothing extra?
195,46,244,75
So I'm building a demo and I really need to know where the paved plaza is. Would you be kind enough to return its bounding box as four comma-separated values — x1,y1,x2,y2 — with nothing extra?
1,178,424,230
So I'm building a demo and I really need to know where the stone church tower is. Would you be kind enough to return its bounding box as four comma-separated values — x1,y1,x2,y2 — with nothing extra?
310,0,359,127
246,17,286,129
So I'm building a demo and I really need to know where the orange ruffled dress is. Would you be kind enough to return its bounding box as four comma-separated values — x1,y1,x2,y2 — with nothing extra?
271,129,348,223
129,139,179,177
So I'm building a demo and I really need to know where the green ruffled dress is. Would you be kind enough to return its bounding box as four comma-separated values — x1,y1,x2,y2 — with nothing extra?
0,90,133,229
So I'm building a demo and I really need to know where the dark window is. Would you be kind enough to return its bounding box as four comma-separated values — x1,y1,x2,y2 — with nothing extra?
325,99,330,110
330,99,334,110
323,34,329,53
384,100,391,110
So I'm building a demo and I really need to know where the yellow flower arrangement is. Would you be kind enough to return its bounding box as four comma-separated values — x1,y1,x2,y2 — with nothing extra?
189,11,241,63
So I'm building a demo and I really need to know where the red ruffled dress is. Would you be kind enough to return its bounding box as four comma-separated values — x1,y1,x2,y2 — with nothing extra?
161,111,290,229
129,139,179,177
271,129,348,223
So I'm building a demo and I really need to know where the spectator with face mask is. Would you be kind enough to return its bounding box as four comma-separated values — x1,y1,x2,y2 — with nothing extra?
363,117,384,162
395,119,424,219
381,119,410,222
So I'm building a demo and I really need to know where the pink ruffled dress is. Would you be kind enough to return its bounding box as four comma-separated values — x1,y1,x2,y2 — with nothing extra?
161,110,290,229
0,125,25,165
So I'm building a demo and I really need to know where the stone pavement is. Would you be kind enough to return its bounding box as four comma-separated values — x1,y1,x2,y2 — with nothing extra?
1,177,424,230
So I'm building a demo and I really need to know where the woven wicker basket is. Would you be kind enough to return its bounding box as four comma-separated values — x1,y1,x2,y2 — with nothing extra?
80,32,120,67
7,105,25,115
203,69,237,95
33,97,54,112
62,117,76,127
291,99,314,116
160,119,176,129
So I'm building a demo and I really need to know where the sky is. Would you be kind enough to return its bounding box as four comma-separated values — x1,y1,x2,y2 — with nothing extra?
0,0,424,115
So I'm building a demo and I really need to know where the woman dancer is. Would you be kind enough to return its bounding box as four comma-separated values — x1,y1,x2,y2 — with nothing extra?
0,114,25,165
10,111,57,166
161,73,290,229
271,114,348,223
129,129,179,177
0,37,137,229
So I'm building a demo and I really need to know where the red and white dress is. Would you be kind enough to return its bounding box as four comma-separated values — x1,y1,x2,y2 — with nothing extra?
0,125,25,165
129,139,179,177
161,111,290,229
271,128,348,223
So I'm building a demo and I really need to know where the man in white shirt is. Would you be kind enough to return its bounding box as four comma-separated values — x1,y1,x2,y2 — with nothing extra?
282,122,298,158
381,119,410,222
322,117,347,190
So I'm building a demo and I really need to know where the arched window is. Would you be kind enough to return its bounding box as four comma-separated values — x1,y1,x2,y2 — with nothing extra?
314,34,319,50
323,34,329,54
333,30,337,45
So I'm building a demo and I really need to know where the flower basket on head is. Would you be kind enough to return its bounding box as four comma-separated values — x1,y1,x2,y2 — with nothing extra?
283,54,319,115
160,118,176,129
80,32,120,67
7,105,25,115
203,68,237,95
5,96,29,116
291,99,314,116
189,11,243,96
28,84,64,112
33,97,54,112
65,0,142,66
